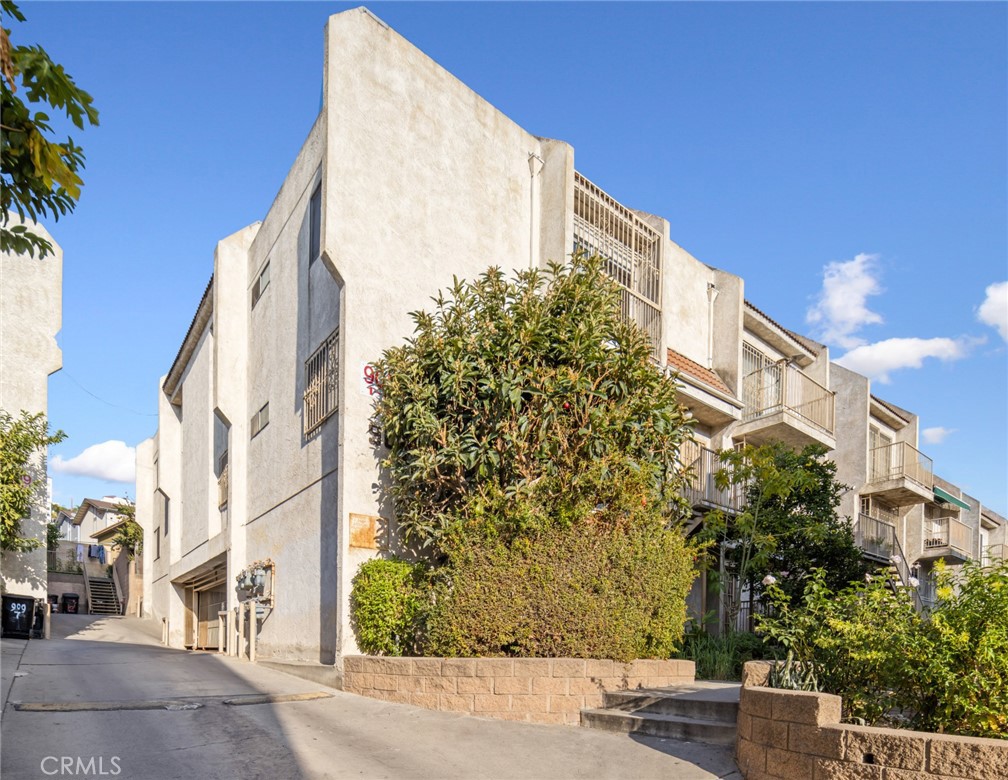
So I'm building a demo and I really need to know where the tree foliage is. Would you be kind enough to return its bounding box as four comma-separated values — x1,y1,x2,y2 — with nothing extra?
702,442,869,624
1,0,99,258
110,502,142,560
759,560,1008,738
373,254,692,555
0,409,66,551
355,254,700,659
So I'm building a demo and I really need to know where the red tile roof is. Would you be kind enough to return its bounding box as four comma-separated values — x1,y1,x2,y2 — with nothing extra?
666,348,732,395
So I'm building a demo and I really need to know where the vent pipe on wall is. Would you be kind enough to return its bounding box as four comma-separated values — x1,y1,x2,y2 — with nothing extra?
707,282,719,369
528,152,544,269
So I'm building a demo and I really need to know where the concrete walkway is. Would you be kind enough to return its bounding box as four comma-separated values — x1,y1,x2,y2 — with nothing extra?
2,615,741,779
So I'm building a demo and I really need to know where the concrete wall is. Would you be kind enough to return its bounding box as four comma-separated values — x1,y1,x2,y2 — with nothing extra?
0,221,62,600
321,8,572,661
736,662,1008,780
344,656,695,726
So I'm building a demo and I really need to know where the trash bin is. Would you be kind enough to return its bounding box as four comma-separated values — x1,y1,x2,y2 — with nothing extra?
2,594,37,639
47,594,59,611
62,593,80,614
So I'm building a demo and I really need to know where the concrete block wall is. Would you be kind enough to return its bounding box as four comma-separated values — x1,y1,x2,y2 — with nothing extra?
736,662,1008,780
343,656,695,725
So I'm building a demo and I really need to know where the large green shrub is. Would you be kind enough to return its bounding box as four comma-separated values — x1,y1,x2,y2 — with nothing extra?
427,460,698,662
758,560,1008,738
372,255,692,555
349,559,428,656
358,255,699,660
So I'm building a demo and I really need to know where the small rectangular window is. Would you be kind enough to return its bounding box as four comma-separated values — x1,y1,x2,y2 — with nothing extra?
251,402,270,438
309,185,321,264
251,261,271,308
154,528,161,560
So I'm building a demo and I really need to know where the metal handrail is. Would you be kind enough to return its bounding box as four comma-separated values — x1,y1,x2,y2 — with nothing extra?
868,441,933,488
741,360,835,435
681,442,746,513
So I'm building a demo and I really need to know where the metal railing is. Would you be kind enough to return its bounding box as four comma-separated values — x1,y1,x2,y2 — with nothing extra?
680,442,746,513
924,517,972,557
573,172,662,358
854,514,924,611
868,441,933,488
855,513,896,562
741,360,835,435
217,464,229,509
303,328,339,435
984,544,1005,566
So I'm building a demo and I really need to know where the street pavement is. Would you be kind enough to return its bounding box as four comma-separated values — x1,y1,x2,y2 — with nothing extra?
1,615,741,780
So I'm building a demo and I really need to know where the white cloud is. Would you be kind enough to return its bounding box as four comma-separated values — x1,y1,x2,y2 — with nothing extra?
51,440,136,483
977,281,1008,342
834,337,973,383
806,253,884,349
922,427,955,445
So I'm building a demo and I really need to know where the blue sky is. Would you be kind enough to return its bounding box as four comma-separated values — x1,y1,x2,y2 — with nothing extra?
12,2,1006,515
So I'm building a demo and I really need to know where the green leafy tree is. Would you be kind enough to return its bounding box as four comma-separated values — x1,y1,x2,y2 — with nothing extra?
702,442,869,628
45,520,60,550
110,501,142,559
364,254,699,659
0,409,66,551
373,254,692,555
1,0,99,258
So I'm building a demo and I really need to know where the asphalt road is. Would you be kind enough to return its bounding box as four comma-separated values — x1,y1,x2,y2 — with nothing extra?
1,615,740,780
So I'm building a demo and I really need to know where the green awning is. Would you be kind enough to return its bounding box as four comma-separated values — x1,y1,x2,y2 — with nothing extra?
933,486,970,511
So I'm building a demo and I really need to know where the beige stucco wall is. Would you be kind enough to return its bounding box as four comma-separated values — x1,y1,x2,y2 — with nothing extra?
321,8,573,661
0,221,62,600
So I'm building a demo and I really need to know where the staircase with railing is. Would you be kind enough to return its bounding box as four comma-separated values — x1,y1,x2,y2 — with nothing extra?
854,513,923,611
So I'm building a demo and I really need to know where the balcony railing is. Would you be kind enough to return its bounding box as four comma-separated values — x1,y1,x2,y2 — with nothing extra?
855,513,896,562
573,172,662,359
741,361,835,435
680,442,746,513
868,441,933,489
983,544,1005,566
924,517,972,557
217,464,229,509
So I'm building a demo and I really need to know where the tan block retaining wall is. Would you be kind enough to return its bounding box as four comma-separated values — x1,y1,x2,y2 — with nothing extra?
736,662,1008,780
343,656,695,725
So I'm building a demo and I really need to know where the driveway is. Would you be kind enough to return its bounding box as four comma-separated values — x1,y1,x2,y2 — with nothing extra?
1,615,740,779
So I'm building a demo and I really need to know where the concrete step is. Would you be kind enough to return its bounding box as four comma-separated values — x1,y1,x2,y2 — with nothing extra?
601,688,739,722
579,708,737,745
580,683,739,745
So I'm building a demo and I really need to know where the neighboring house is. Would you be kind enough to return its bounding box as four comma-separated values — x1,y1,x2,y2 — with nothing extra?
137,7,1004,667
72,497,131,543
54,508,79,542
0,220,63,601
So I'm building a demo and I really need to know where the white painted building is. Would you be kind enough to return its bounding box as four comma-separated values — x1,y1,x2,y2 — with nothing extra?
138,7,1003,668
0,221,63,600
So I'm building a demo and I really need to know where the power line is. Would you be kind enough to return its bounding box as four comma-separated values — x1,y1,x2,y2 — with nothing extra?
56,370,158,417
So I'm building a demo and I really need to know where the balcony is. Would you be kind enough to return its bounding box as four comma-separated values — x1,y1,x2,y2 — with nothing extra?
733,361,836,449
983,544,1005,566
862,441,933,506
919,517,972,563
854,513,897,563
681,442,746,514
573,172,662,360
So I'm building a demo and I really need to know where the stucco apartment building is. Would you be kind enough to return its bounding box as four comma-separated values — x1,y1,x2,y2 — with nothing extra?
138,7,1003,665
0,221,63,601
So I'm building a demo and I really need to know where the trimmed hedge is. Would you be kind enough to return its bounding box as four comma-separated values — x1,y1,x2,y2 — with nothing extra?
349,558,428,656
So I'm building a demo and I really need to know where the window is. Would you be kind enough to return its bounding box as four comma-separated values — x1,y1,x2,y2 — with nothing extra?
303,328,339,435
309,185,321,264
251,261,271,308
155,489,169,534
251,402,270,438
154,528,161,560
